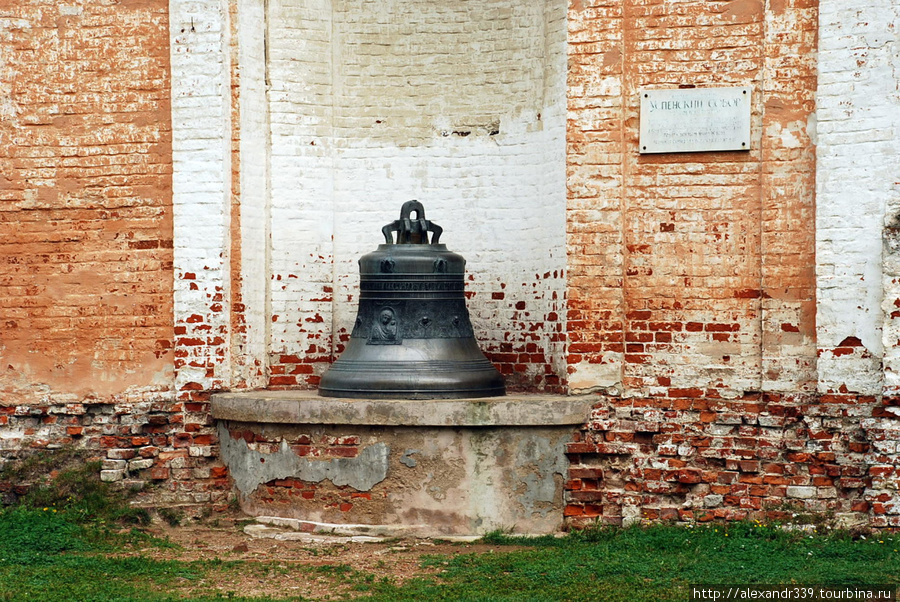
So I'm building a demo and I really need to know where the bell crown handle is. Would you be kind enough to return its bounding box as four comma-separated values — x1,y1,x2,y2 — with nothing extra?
381,200,443,245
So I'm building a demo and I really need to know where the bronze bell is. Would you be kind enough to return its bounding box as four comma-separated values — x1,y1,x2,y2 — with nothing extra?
319,201,506,399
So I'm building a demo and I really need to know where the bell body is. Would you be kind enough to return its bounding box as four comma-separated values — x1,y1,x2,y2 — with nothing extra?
319,207,506,399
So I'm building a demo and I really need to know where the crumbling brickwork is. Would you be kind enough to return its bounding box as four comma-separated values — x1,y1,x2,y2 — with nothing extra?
0,396,229,507
565,392,874,527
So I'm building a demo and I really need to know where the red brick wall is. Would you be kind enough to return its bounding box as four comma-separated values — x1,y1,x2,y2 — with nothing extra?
564,0,831,527
565,392,875,527
0,2,231,507
566,0,818,398
0,0,175,404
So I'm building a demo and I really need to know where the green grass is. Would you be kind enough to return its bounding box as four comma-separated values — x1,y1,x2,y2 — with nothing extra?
0,511,898,601
1,451,897,600
0,450,195,601
0,505,198,601
353,522,900,601
2,449,150,527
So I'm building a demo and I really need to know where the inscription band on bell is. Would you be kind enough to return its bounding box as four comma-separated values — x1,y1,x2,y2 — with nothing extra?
360,279,465,292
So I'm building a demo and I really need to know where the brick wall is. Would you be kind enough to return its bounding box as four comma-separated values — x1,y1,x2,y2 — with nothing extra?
816,0,900,527
0,0,228,507
0,398,230,508
565,392,874,527
170,0,234,395
0,1,174,404
231,0,269,391
564,0,900,528
566,0,818,399
4,0,900,527
816,0,899,396
266,0,337,387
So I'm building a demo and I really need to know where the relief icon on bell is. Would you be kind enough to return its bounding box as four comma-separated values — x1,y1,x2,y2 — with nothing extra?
318,200,506,399
368,307,400,345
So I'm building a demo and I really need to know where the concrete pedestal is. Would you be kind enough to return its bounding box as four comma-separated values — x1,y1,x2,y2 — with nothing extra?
210,391,593,537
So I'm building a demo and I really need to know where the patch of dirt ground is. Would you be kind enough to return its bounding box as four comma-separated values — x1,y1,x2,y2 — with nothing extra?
118,511,526,600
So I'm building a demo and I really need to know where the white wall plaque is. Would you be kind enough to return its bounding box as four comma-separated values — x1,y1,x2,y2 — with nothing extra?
639,87,751,154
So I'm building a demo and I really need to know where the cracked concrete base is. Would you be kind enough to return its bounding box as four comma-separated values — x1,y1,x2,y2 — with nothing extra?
213,393,593,537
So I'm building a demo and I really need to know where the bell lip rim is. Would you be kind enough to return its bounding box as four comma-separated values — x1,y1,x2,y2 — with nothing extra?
315,387,507,400
358,273,463,277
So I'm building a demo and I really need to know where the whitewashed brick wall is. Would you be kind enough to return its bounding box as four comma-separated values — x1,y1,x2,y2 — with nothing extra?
816,0,900,394
233,0,269,389
169,0,567,390
169,0,233,393
266,0,337,377
266,0,568,386
167,0,900,397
